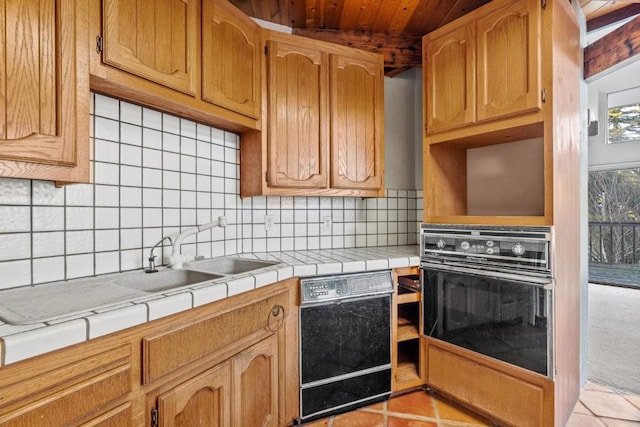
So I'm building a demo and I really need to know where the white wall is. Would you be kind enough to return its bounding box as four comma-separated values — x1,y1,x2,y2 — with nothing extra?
384,69,421,190
587,58,640,170
575,0,590,388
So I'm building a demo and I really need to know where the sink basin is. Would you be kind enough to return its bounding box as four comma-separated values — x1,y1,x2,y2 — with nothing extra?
185,256,279,275
114,269,223,293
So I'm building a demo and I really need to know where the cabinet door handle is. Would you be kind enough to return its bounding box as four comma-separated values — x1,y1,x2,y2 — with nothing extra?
267,304,285,332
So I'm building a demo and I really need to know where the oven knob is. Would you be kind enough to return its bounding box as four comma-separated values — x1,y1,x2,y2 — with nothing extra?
512,243,526,256
486,240,494,247
460,241,470,250
436,239,446,249
486,247,495,255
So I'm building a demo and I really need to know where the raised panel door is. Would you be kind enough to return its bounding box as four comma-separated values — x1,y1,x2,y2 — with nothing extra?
157,361,231,427
0,0,89,182
102,0,198,95
476,0,541,121
266,38,328,189
231,335,278,427
330,52,384,190
202,0,261,119
423,23,476,133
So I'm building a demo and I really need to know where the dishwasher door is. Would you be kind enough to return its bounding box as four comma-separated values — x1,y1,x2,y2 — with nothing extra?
299,293,392,422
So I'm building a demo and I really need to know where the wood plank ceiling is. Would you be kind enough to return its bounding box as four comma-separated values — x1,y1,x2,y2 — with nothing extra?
228,0,640,77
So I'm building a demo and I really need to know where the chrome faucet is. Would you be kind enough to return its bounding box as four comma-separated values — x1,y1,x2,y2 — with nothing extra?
169,216,228,269
145,235,175,273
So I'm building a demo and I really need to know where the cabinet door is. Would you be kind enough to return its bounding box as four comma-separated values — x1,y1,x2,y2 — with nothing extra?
0,0,89,182
423,23,476,133
330,53,384,190
476,0,541,121
102,0,198,95
231,335,278,427
202,0,261,119
266,38,329,189
157,361,231,427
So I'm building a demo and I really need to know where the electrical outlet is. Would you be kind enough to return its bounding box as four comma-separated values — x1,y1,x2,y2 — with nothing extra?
265,214,275,231
322,216,332,232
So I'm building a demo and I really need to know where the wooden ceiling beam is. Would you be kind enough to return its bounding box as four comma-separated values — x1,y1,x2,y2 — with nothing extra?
587,3,640,32
292,28,422,75
584,13,640,79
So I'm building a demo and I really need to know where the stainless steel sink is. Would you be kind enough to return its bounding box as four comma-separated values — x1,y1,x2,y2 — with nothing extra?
114,269,223,293
184,256,279,275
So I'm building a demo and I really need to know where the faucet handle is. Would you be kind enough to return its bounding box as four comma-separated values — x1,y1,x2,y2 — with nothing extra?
145,254,158,273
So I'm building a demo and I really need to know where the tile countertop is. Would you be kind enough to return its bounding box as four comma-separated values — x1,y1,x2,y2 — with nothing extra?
0,245,419,366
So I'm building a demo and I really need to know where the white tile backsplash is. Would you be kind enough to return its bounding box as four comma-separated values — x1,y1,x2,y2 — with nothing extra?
0,94,421,289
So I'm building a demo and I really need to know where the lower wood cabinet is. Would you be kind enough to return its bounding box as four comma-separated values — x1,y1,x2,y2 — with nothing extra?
0,278,298,427
423,337,554,427
152,334,279,427
231,335,279,427
156,361,232,427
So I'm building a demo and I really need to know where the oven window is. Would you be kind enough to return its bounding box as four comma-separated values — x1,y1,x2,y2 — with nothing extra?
423,270,550,376
300,295,391,384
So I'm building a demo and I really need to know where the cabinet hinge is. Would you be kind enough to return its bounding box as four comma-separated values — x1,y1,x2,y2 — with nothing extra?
150,407,158,427
265,45,269,56
96,35,104,53
541,0,546,9
541,88,548,103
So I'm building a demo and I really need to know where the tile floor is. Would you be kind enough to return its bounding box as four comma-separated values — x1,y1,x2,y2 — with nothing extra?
302,382,640,426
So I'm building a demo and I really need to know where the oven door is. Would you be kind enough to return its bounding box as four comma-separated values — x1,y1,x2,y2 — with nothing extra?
421,262,554,378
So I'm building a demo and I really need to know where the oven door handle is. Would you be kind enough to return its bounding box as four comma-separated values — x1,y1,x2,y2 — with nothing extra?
420,262,554,289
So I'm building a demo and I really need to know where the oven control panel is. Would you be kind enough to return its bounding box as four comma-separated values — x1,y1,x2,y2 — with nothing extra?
420,224,552,272
300,270,393,303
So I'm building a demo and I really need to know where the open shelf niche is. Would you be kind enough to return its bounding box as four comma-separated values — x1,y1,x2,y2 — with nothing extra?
423,121,551,226
392,268,423,392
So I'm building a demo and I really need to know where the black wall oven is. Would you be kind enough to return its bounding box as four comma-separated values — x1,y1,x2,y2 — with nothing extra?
420,224,554,378
297,271,393,423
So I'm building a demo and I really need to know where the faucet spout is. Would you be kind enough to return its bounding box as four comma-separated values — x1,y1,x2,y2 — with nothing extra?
145,235,174,273
169,216,228,269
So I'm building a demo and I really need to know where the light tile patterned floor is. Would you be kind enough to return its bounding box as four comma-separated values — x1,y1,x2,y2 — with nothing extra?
567,382,640,426
303,382,640,426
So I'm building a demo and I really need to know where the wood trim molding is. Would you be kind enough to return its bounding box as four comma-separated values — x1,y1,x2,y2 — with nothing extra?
584,14,640,79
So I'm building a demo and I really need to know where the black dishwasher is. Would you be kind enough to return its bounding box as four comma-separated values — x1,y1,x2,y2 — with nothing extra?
297,270,393,423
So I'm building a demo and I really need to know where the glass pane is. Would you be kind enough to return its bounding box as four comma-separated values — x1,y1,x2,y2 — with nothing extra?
607,86,640,145
608,103,640,144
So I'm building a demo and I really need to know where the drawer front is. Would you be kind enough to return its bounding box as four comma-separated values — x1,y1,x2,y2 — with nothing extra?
0,346,132,426
80,403,133,427
426,342,551,427
143,288,289,383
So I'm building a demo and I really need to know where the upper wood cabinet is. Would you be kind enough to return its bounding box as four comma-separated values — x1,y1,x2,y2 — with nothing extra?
90,0,261,132
476,0,541,121
266,38,329,189
102,0,198,95
423,0,541,135
0,0,90,182
202,0,261,120
241,31,384,197
424,22,476,134
330,52,384,191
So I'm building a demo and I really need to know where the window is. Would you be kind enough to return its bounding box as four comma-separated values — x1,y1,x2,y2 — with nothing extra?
607,86,640,144
588,167,640,288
